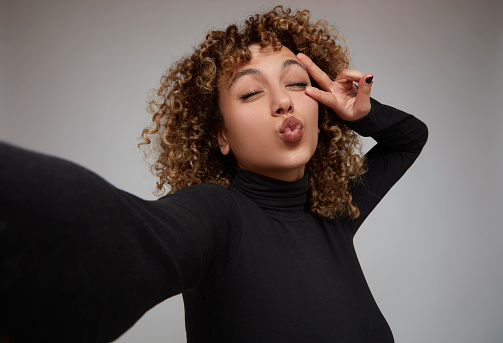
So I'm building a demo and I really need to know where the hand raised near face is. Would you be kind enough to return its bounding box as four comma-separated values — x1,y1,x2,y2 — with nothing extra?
296,53,373,122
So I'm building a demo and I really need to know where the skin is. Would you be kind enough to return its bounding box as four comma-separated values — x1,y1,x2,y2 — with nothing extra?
217,44,373,182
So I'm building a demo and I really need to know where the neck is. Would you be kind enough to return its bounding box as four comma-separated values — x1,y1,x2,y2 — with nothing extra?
230,167,309,219
236,164,306,182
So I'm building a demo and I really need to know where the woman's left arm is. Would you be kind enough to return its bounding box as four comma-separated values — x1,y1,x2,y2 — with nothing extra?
342,98,429,231
297,53,428,232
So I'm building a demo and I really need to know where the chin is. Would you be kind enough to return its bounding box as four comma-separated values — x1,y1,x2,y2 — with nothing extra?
273,156,312,174
283,148,315,166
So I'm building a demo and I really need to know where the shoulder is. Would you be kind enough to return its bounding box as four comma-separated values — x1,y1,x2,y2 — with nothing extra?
155,182,239,226
162,182,232,204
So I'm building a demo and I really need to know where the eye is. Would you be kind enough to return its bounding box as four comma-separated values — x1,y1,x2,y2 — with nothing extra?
239,90,262,100
287,81,309,88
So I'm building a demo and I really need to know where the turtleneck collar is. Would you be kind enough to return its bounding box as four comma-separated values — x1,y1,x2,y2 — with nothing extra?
230,168,309,219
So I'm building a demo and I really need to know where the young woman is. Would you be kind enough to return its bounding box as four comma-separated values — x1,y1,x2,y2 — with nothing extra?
0,6,428,343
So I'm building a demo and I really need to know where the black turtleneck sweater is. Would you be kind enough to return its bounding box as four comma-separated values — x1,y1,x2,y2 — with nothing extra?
0,98,428,342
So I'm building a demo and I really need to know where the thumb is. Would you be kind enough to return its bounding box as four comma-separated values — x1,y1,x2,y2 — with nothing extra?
354,74,373,118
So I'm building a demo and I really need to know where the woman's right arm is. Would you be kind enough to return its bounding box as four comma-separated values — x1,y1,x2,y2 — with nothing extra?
0,142,238,342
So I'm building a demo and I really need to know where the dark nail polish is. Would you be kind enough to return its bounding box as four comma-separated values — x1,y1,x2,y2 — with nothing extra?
365,76,373,84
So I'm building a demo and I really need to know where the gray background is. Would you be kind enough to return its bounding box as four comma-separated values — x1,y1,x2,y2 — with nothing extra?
1,0,502,342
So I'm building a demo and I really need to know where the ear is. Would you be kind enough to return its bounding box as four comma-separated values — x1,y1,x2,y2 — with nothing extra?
217,128,231,156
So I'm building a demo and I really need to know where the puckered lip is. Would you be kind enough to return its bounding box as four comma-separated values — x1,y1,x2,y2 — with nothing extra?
279,116,303,133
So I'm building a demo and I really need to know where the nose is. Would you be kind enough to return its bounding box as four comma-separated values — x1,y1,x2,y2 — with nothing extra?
272,88,293,116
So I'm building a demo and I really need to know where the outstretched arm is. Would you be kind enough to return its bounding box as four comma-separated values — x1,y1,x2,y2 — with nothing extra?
0,143,237,342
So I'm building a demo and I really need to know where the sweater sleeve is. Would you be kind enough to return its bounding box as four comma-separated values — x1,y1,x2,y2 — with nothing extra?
344,98,428,235
0,142,239,342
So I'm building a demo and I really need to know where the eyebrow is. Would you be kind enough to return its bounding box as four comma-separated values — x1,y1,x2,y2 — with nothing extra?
228,68,261,90
281,59,306,72
228,59,307,90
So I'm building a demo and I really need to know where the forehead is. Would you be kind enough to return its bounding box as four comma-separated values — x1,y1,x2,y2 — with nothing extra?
245,44,297,65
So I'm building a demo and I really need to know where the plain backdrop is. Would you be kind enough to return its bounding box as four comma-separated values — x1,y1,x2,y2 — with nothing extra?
1,0,502,342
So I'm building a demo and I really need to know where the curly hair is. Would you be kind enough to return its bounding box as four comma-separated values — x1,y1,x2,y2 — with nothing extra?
140,6,366,219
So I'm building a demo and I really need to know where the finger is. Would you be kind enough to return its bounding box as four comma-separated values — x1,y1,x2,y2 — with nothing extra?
305,86,338,109
335,69,366,82
354,74,373,117
297,53,333,91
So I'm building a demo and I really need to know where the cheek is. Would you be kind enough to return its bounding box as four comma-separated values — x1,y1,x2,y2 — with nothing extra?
305,101,320,142
228,113,270,147
221,107,267,149
302,97,319,128
308,96,319,114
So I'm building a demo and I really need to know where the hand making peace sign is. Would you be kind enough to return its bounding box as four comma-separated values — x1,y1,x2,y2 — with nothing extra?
297,53,373,122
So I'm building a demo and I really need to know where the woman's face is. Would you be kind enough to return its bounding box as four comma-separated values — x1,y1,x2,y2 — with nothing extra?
218,44,319,182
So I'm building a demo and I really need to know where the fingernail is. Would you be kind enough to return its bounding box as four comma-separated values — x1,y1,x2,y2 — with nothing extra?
365,76,373,84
